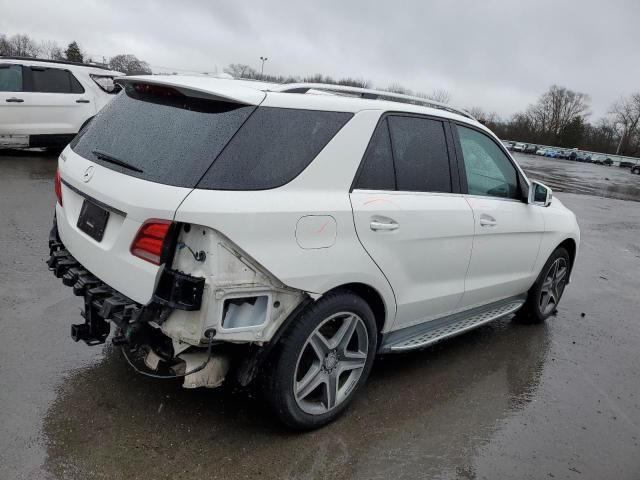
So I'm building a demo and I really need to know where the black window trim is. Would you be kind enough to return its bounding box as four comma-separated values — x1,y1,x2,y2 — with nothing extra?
350,111,461,194
450,121,529,202
22,65,85,94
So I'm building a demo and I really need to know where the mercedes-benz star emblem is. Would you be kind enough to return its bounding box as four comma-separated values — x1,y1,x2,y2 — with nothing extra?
83,166,95,183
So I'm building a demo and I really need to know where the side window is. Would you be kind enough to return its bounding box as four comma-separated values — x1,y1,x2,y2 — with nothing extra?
0,64,23,92
27,67,85,94
456,125,519,199
353,119,395,190
387,116,452,193
198,107,352,190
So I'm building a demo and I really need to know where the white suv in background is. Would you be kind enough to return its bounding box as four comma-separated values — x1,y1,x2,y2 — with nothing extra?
48,77,580,429
0,57,123,149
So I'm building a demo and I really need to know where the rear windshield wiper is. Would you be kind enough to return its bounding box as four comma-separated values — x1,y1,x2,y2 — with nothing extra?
91,150,143,173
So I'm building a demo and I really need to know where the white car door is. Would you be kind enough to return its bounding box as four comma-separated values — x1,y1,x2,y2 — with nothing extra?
453,124,544,308
351,115,475,330
0,63,29,146
18,65,94,136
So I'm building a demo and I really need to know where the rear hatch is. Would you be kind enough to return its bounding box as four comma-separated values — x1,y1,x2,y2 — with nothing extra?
56,78,264,304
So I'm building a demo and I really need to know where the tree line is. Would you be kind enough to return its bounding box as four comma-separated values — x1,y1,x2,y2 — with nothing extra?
470,86,640,157
223,63,451,103
0,33,151,75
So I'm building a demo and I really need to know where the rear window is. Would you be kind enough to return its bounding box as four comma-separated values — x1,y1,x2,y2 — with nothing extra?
72,85,352,189
26,67,84,94
71,85,256,187
197,108,352,190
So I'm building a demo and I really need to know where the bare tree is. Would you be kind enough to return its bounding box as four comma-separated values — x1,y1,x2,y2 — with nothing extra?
0,33,41,57
108,54,151,75
39,40,64,60
0,34,11,56
422,89,451,104
224,63,257,78
525,85,590,142
385,83,414,95
467,106,500,125
610,93,640,154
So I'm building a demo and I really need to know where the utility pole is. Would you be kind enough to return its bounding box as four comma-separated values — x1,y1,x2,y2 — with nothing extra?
259,56,268,78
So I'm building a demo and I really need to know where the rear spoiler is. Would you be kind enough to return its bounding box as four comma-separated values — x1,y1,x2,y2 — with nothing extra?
115,76,266,106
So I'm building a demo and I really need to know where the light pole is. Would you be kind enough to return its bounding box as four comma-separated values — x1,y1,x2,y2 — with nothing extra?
259,56,268,77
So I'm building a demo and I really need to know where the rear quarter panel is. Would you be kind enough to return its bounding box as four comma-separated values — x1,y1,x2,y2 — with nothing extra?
174,109,399,331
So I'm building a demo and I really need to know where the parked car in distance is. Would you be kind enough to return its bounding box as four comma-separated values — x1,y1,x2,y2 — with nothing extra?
544,149,560,158
619,161,634,168
592,154,612,166
535,147,547,155
47,78,580,429
631,164,640,174
0,57,123,149
576,152,592,163
524,144,537,154
502,140,514,150
512,142,526,152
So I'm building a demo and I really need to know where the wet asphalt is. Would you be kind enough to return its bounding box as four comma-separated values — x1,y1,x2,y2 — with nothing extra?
0,150,639,480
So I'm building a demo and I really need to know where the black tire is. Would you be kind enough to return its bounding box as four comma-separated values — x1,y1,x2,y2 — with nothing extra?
515,247,571,324
263,291,377,430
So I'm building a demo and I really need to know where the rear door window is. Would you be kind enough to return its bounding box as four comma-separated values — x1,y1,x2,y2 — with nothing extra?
387,116,452,193
0,64,23,92
353,119,396,190
25,67,84,94
197,108,352,190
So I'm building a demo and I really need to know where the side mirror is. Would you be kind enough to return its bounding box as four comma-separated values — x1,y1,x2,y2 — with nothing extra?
529,181,552,207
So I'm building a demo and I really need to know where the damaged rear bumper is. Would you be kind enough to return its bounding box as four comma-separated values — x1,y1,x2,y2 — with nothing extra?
48,220,204,346
48,217,308,388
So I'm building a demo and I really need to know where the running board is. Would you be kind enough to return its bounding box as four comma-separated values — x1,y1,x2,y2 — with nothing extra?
379,296,526,353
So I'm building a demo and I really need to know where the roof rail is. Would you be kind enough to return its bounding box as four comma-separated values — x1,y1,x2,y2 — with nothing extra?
0,56,113,71
272,83,475,120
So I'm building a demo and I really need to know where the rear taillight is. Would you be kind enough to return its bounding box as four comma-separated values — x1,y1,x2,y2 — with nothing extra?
54,168,63,205
130,220,172,265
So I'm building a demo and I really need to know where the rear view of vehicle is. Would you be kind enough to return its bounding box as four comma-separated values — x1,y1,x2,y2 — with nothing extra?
48,77,372,428
0,57,122,149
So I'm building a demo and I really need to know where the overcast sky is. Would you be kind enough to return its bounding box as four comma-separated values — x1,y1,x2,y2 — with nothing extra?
2,0,639,118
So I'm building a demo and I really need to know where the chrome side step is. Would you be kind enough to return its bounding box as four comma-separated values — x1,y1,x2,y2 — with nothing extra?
379,296,526,353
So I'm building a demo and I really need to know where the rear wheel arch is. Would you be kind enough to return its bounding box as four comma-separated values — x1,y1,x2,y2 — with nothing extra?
323,283,388,336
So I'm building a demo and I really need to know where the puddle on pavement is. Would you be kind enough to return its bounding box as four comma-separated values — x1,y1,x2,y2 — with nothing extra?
42,319,550,479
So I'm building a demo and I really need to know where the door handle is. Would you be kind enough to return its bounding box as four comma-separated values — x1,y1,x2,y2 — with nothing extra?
479,214,497,227
6,97,24,103
76,99,90,103
370,220,399,231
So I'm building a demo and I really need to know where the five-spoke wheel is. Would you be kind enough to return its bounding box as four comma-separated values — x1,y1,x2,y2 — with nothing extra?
517,247,571,324
294,312,369,415
539,257,568,316
263,291,376,430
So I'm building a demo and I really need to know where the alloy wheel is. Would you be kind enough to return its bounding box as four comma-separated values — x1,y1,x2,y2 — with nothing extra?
539,257,568,316
293,312,369,415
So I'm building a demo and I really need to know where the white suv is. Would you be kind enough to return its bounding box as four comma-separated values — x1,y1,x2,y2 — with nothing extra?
48,77,580,429
0,57,122,149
